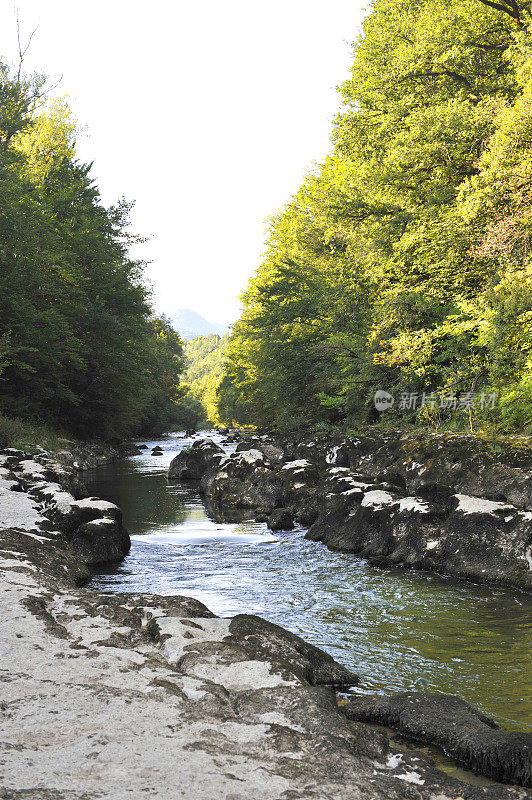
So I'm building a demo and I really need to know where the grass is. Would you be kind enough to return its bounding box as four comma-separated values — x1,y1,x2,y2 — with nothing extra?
0,413,73,454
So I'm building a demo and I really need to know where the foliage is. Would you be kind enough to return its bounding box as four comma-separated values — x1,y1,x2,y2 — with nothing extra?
183,333,229,425
171,395,207,434
0,412,68,452
0,62,186,439
219,0,532,433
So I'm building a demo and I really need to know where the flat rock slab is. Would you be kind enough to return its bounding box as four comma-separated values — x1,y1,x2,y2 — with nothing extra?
1,557,529,799
1,446,531,799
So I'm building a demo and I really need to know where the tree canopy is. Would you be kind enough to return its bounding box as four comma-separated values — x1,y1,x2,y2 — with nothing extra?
219,0,532,433
0,61,185,439
183,333,229,426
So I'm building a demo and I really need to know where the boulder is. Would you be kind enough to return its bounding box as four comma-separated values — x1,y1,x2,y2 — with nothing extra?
46,496,122,534
70,516,131,565
227,614,359,688
120,442,144,456
342,692,532,787
201,449,283,515
169,429,532,593
267,507,294,531
307,487,532,591
168,438,224,482
236,438,284,464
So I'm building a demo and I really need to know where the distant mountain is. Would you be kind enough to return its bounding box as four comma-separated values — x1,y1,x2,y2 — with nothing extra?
169,309,226,340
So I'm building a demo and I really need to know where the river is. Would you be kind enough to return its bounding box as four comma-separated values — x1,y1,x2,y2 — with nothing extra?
84,431,532,733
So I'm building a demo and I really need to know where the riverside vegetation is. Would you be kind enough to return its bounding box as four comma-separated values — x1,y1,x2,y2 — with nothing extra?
183,333,229,426
217,0,532,436
0,59,188,445
1,8,532,795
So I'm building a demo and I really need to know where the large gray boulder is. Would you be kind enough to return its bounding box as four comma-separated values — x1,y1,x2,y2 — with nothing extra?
307,488,532,592
201,448,283,515
168,438,224,481
226,614,359,688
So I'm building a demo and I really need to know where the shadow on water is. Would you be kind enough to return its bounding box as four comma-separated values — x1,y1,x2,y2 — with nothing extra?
85,432,532,732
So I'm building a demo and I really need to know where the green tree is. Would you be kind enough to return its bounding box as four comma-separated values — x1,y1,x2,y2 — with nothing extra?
219,0,532,432
0,61,186,439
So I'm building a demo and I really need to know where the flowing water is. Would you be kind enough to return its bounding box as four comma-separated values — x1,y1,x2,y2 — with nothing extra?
85,431,532,732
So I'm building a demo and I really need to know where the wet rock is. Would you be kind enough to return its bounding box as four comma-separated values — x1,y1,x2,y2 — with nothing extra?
0,447,131,575
227,614,359,688
433,494,532,587
274,458,322,525
168,437,224,481
200,449,283,516
267,507,294,531
69,516,130,566
307,486,400,556
292,496,321,526
189,429,532,591
307,488,532,591
120,442,144,456
342,691,532,787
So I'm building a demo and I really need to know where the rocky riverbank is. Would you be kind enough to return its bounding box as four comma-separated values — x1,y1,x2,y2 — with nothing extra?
1,443,531,799
169,429,532,593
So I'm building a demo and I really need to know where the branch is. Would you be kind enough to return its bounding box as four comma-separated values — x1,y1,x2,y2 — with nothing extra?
36,74,64,102
476,0,523,25
398,69,476,94
16,11,38,83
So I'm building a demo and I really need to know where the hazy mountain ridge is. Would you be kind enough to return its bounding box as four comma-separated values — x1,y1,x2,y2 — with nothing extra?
170,309,226,340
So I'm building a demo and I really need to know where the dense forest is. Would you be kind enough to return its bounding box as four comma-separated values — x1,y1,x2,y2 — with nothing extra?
0,60,186,441
183,334,229,426
218,0,532,433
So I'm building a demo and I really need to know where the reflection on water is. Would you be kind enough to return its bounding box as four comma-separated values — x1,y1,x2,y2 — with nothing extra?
85,432,532,732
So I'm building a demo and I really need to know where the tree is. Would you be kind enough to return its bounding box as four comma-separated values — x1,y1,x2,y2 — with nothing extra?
0,61,186,439
219,0,532,432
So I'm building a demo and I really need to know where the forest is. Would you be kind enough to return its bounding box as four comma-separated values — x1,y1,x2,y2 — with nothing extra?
218,0,532,433
3,0,532,442
183,333,229,426
0,60,186,441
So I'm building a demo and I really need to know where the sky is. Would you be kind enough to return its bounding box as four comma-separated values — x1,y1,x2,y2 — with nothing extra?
0,1,368,327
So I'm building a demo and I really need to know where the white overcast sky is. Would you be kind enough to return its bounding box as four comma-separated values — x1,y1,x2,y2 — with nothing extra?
0,1,367,326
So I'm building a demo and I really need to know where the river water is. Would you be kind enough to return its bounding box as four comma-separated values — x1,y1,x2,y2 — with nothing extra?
85,431,532,732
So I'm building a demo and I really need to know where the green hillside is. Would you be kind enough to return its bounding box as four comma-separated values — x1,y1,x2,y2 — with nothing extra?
183,333,229,425
0,68,186,440
218,0,532,434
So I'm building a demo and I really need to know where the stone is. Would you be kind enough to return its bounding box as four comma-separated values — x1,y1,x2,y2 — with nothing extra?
267,507,294,531
342,691,532,788
70,516,130,565
168,438,224,481
227,614,359,688
197,430,532,592
0,443,530,799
